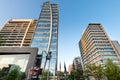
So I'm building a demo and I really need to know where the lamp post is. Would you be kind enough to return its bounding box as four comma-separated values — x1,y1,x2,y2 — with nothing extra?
41,51,52,80
46,52,52,80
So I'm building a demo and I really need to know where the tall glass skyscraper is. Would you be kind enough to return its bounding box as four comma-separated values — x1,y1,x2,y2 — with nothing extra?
79,23,120,67
31,1,58,75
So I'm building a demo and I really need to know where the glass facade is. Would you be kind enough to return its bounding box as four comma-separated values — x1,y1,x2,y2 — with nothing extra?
31,1,58,75
0,54,30,72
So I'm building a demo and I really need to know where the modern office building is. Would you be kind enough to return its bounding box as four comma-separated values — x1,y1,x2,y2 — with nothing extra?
73,57,82,70
0,19,36,47
0,19,38,78
31,1,58,75
79,23,120,67
0,1,58,78
111,40,120,55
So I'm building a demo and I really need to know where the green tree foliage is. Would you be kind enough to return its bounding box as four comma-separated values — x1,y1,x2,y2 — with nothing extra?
3,69,19,80
77,67,85,80
105,59,120,80
85,64,105,80
41,71,48,80
41,71,54,80
0,69,2,77
68,70,76,80
57,71,64,77
19,72,26,80
68,67,85,80
21,72,26,80
85,59,120,80
1,65,26,80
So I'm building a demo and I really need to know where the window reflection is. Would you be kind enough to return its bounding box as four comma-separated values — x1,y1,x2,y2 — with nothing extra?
0,54,29,72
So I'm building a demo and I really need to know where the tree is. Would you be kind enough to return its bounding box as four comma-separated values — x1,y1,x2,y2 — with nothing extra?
0,68,2,78
76,67,85,80
85,64,105,80
68,68,85,80
41,71,48,80
0,69,2,75
2,65,26,80
95,65,105,80
57,71,64,80
67,64,85,80
105,59,120,80
21,72,26,80
85,59,120,80
19,72,26,80
3,68,19,80
68,70,76,80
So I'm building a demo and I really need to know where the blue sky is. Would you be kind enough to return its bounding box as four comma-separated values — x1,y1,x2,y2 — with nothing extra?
0,0,120,71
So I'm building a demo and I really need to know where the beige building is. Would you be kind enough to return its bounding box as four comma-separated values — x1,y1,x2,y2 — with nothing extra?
0,19,37,47
79,23,120,67
68,64,73,74
0,19,38,79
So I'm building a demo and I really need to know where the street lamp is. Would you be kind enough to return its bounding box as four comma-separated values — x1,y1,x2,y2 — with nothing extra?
41,51,52,80
46,51,52,80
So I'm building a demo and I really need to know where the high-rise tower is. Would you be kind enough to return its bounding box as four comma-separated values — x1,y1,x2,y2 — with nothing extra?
73,57,82,70
0,19,38,76
111,40,120,55
0,19,36,47
31,1,58,75
79,23,120,67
